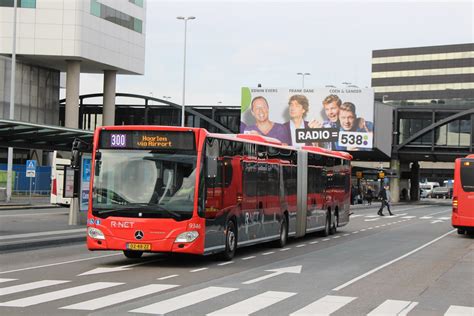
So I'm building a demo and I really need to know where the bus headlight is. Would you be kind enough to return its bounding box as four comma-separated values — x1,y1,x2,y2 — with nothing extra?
88,227,105,240
175,231,199,243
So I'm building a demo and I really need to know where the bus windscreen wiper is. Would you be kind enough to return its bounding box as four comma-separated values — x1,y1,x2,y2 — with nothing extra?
115,203,183,220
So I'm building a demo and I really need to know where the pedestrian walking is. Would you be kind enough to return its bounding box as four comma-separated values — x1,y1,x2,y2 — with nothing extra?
377,185,393,216
366,188,373,205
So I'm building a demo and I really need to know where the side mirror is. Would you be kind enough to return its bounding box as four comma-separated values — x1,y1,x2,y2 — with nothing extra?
71,149,80,170
207,157,217,178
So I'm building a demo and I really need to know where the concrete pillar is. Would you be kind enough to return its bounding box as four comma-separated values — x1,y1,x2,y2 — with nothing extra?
410,162,420,201
65,60,81,128
103,70,117,126
389,159,400,203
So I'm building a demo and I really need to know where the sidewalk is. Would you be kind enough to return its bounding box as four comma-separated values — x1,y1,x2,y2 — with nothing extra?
0,196,84,252
0,195,59,210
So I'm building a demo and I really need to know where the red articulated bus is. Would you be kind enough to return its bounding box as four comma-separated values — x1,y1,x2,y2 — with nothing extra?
86,126,352,260
452,154,474,235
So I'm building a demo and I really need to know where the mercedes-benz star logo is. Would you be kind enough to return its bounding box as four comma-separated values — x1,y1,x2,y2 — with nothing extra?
134,230,144,240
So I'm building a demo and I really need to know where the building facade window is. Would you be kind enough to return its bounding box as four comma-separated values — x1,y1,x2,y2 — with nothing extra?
129,0,144,7
0,0,36,8
90,0,143,33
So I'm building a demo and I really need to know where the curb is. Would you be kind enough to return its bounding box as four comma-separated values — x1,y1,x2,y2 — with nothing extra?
0,235,85,253
0,204,60,211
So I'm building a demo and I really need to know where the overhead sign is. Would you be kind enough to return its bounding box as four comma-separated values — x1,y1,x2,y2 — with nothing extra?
240,87,375,151
26,160,37,178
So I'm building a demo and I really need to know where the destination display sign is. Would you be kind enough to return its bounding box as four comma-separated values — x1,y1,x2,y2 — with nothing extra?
99,131,195,150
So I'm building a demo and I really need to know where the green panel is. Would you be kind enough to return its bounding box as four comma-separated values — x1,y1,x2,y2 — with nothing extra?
241,87,251,113
134,18,142,33
20,0,35,8
90,0,101,17
0,170,15,189
135,0,144,7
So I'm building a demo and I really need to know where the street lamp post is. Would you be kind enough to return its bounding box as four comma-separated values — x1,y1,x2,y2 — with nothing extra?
177,16,196,127
6,0,18,202
296,72,310,89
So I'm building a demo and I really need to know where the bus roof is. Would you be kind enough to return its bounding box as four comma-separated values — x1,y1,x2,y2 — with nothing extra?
97,126,352,161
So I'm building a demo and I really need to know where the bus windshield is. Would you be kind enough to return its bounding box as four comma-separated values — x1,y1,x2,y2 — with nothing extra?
92,149,197,220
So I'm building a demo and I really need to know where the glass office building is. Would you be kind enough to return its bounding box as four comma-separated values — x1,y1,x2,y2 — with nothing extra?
372,43,474,103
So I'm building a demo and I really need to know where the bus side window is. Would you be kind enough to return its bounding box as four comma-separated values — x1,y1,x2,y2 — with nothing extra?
206,138,219,180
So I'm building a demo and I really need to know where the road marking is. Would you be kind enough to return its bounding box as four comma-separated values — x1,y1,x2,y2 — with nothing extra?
0,280,69,296
157,274,178,280
401,216,416,219
444,305,474,315
242,256,256,260
0,282,122,307
0,229,85,240
365,218,380,222
420,216,433,219
365,215,379,218
309,241,319,244
79,258,164,276
296,244,306,247
426,209,451,216
333,229,455,291
61,284,178,310
0,278,16,283
322,238,330,241
360,229,367,231
290,295,356,316
208,291,296,316
0,253,121,275
243,266,302,285
350,214,363,218
217,261,234,266
438,217,450,220
190,267,208,272
129,286,238,314
431,220,444,224
333,236,341,238
367,299,418,315
352,231,359,234
262,251,275,255
343,234,350,236
367,227,374,230
280,248,291,251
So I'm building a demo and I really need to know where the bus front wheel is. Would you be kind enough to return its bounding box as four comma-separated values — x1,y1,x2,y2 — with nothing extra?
221,220,237,261
123,250,143,259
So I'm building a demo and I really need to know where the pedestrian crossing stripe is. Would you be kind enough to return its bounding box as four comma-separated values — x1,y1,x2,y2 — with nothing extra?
129,286,238,314
1,282,472,314
61,284,178,311
0,282,122,307
0,280,69,296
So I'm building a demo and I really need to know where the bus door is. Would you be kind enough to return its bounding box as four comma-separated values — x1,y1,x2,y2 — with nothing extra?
203,138,225,250
266,161,281,235
256,145,268,238
241,143,258,241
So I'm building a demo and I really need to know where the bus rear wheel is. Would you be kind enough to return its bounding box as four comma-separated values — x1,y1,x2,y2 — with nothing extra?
123,250,143,259
330,212,338,235
321,212,330,237
275,215,288,248
221,220,237,261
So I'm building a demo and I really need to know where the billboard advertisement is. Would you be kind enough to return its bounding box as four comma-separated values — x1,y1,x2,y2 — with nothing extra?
240,87,375,151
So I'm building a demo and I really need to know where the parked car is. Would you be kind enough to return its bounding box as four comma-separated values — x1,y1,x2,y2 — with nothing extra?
432,186,452,199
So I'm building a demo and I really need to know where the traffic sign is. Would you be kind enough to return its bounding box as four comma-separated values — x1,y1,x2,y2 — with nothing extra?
26,160,37,178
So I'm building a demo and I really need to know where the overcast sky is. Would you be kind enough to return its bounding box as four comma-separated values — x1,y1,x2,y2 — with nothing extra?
79,0,473,106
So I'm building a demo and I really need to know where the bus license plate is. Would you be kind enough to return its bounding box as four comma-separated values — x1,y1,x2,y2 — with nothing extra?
126,243,151,251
